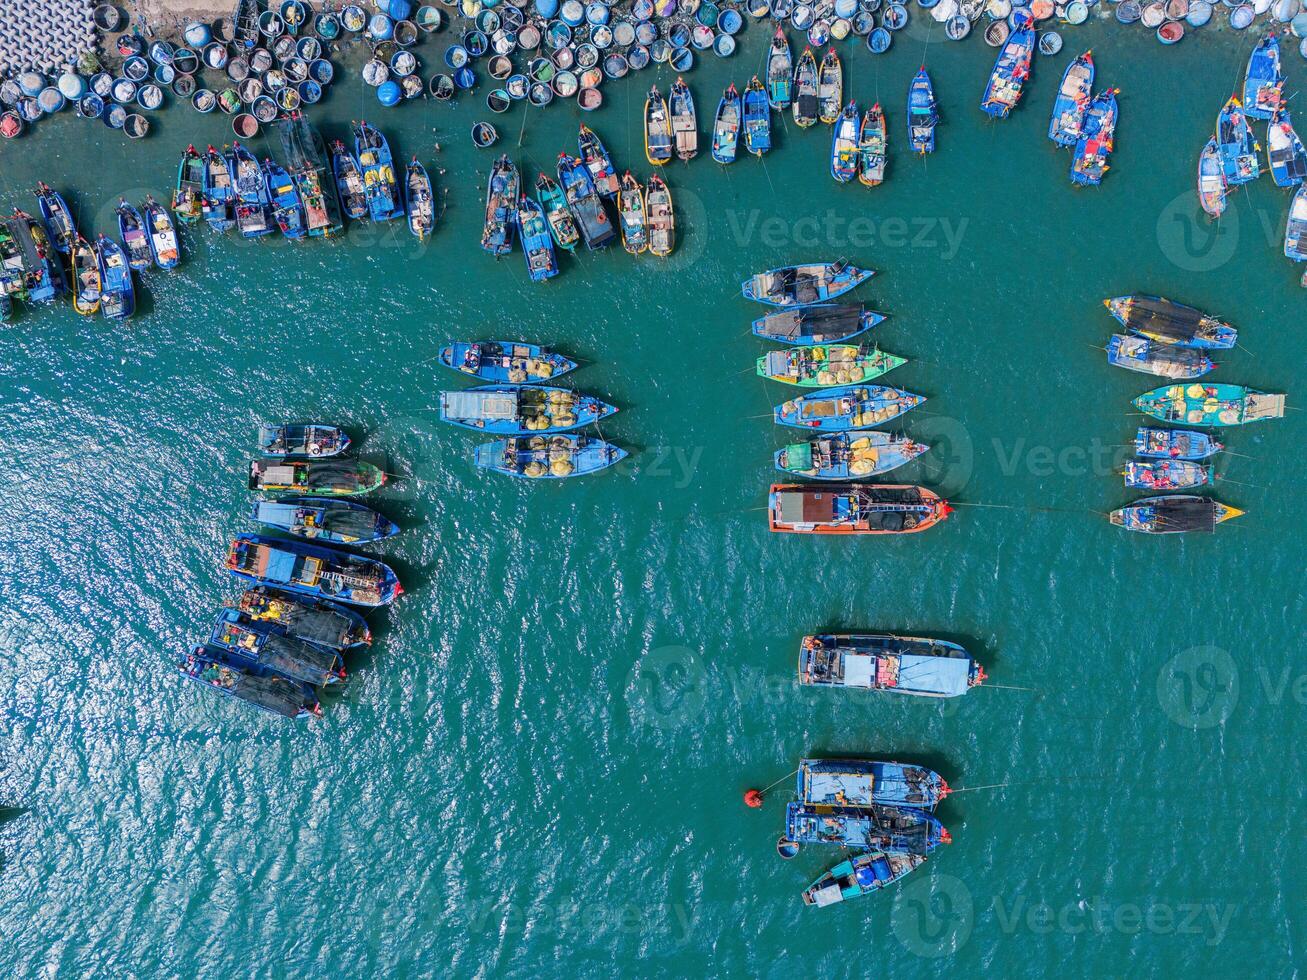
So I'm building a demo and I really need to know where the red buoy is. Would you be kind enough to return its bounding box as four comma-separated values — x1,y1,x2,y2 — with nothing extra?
744,789,764,808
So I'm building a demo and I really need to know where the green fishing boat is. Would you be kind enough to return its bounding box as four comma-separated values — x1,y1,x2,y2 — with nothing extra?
756,346,906,387
1133,383,1286,427
247,459,386,496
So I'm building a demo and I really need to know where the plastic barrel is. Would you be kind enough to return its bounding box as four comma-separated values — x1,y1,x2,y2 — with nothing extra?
184,22,212,47
369,13,395,39
37,88,65,113
58,72,86,101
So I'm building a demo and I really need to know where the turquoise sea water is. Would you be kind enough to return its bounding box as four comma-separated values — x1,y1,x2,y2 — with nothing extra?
0,19,1304,975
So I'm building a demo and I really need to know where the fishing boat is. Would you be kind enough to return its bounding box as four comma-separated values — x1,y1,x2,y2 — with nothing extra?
202,145,237,234
482,154,518,256
831,103,859,183
353,119,404,221
248,458,385,496
1242,34,1282,120
226,533,402,607
712,85,742,163
753,305,887,345
817,49,843,125
5,211,65,303
258,423,350,457
774,383,922,433
556,154,615,250
232,0,261,50
1134,383,1286,426
768,483,949,534
577,125,619,199
405,159,435,241
793,49,819,128
263,159,307,240
1134,427,1223,461
439,385,617,434
1048,51,1094,146
114,200,153,272
743,77,771,156
616,172,648,255
34,182,76,253
70,236,101,316
279,114,344,239
766,26,793,110
799,633,984,697
802,852,927,907
776,431,929,479
907,68,938,153
669,78,697,161
646,174,674,257
96,235,134,320
1107,334,1213,379
743,262,873,307
535,174,580,251
784,801,949,853
207,609,346,687
438,340,576,382
517,194,558,281
797,758,949,810
1216,97,1261,185
473,435,628,479
172,144,205,223
1287,184,1307,275
142,195,179,269
1123,459,1212,490
1109,495,1243,534
181,645,320,719
1197,137,1228,219
1268,108,1307,188
251,497,399,544
980,28,1034,118
645,86,673,166
237,586,372,653
1070,89,1118,186
331,140,369,220
857,104,887,186
757,345,905,386
1106,295,1236,349
227,142,274,238
0,224,27,317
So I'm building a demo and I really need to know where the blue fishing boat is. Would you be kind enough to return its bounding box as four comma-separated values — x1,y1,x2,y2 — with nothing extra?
474,435,628,478
1105,295,1236,349
201,144,236,232
556,153,614,250
784,802,949,853
742,76,771,156
406,158,436,241
766,26,793,109
115,200,152,271
797,758,950,810
438,340,576,382
794,48,819,127
1268,108,1307,187
907,67,938,153
482,155,518,256
1197,137,1228,218
96,235,134,320
1107,334,1213,379
257,423,350,457
753,305,887,345
776,431,929,479
207,608,346,686
6,211,65,303
1123,459,1212,490
353,120,404,221
980,28,1034,118
34,182,76,253
798,633,985,697
181,645,320,719
226,533,402,607
331,139,369,220
578,124,620,199
1048,51,1094,146
1286,184,1307,276
712,84,741,164
743,262,873,307
802,851,927,907
1109,495,1243,534
229,141,275,238
535,173,580,251
1134,427,1223,461
237,586,372,653
831,102,859,183
1216,97,1261,185
517,195,558,281
439,385,617,434
774,385,924,430
278,112,344,238
142,195,180,269
251,497,398,544
669,77,697,162
1070,89,1119,186
171,144,205,224
263,159,307,239
1242,34,1283,120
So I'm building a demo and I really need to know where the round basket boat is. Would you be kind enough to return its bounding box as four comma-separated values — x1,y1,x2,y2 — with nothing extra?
464,29,489,56
670,46,694,70
528,81,554,104
807,21,831,45
173,74,197,98
529,56,554,80
192,88,217,112
77,93,105,118
260,10,286,37
104,104,127,128
417,5,444,30
89,72,113,97
218,89,243,114
714,33,737,54
1,110,25,139
394,19,419,45
1066,0,1089,21
111,77,137,104
149,40,175,65
552,69,579,96
137,83,164,109
1038,30,1061,54
298,79,323,103
1295,10,1307,32
985,19,1009,44
604,52,630,76
489,54,513,78
869,24,893,48
792,3,815,28
1141,1,1166,24
153,63,176,87
123,112,149,138
232,112,259,138
123,56,149,82
276,87,301,111
94,4,123,31
487,88,511,111
238,76,264,102
37,87,65,114
776,838,800,859
173,49,200,75
315,11,343,38
118,34,144,57
593,24,616,48
454,66,477,89
430,73,455,99
310,59,334,84
264,68,287,91
1186,0,1213,21
252,94,278,121
391,50,418,76
297,36,322,60
1030,0,1054,18
636,19,658,44
271,36,297,63
576,41,600,67
227,57,251,82
944,14,969,37
343,5,368,31
883,2,908,27
1230,2,1254,25
518,22,542,47
628,44,651,69
507,73,529,97
471,121,499,146
578,86,602,110
204,42,229,70
1158,19,1185,39
17,97,41,122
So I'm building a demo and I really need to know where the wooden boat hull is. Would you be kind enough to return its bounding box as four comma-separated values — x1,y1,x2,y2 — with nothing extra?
1105,295,1236,349
557,154,615,250
96,235,134,320
785,801,948,853
438,341,576,382
617,174,648,255
645,88,673,166
768,483,949,534
439,384,617,434
1048,52,1093,146
907,68,938,153
798,633,983,696
482,155,518,256
1197,137,1228,218
517,194,558,281
793,49,818,128
1107,334,1212,379
1109,495,1243,534
208,609,346,687
257,423,350,458
248,459,385,496
757,346,905,386
172,145,205,223
831,103,859,182
775,431,928,479
742,78,771,156
774,385,923,430
353,120,405,222
646,175,674,257
669,78,697,161
802,852,926,907
817,49,843,125
797,757,949,809
181,645,320,719
1069,90,1118,186
406,160,435,241
753,305,886,345
237,587,372,653
981,29,1034,118
1267,109,1307,188
536,174,580,250
1217,97,1261,185
712,86,741,163
857,104,887,186
473,435,628,478
35,183,77,253
116,201,153,270
251,497,398,544
765,27,792,110
1134,427,1222,460
578,125,619,198
743,263,873,307
1133,383,1286,426
226,534,402,607
1242,34,1282,120
143,196,180,267
71,238,101,315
